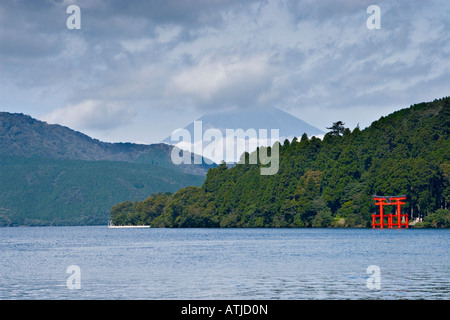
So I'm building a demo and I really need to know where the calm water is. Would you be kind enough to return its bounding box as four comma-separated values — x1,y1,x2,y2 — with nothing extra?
0,226,448,300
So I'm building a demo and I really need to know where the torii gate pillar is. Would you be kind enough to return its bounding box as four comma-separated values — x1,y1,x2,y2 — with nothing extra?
372,195,408,229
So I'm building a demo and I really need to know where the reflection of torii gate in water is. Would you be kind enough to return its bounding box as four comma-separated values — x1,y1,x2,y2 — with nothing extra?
372,195,408,229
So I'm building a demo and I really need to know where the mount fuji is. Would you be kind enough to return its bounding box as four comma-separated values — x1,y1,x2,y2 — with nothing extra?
162,106,324,163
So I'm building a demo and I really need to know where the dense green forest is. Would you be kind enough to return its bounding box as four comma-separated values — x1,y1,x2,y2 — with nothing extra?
111,97,450,228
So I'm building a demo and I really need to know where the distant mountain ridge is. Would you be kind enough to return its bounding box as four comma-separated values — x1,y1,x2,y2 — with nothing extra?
0,111,214,226
0,111,212,175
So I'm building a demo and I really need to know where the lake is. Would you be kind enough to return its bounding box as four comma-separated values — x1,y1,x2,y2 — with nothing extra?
0,226,448,300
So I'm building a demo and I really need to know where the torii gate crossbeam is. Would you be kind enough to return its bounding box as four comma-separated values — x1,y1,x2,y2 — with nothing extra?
372,195,408,229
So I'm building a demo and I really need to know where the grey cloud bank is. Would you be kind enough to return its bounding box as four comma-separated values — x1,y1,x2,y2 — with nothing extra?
0,0,449,144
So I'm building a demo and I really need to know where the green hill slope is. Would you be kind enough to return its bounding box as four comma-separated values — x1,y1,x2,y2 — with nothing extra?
0,156,205,226
0,112,212,226
110,97,450,228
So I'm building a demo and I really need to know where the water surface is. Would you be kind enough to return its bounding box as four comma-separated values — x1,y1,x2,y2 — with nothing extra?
0,227,448,299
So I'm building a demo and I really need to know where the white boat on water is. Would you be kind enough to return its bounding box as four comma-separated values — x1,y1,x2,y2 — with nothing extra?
108,221,150,228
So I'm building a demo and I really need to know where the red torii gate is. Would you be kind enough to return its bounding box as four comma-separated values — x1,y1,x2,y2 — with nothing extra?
372,195,408,229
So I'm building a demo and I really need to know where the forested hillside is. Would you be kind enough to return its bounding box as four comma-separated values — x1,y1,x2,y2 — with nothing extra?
0,112,212,226
0,156,205,226
111,97,450,228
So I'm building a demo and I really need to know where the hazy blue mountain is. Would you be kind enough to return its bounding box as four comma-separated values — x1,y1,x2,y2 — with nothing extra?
162,106,324,163
163,106,324,143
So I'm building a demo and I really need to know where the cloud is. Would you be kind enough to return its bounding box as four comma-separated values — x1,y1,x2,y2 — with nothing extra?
1,0,450,143
43,100,136,131
168,54,274,106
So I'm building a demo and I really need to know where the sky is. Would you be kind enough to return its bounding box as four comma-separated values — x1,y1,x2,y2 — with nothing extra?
1,0,449,144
